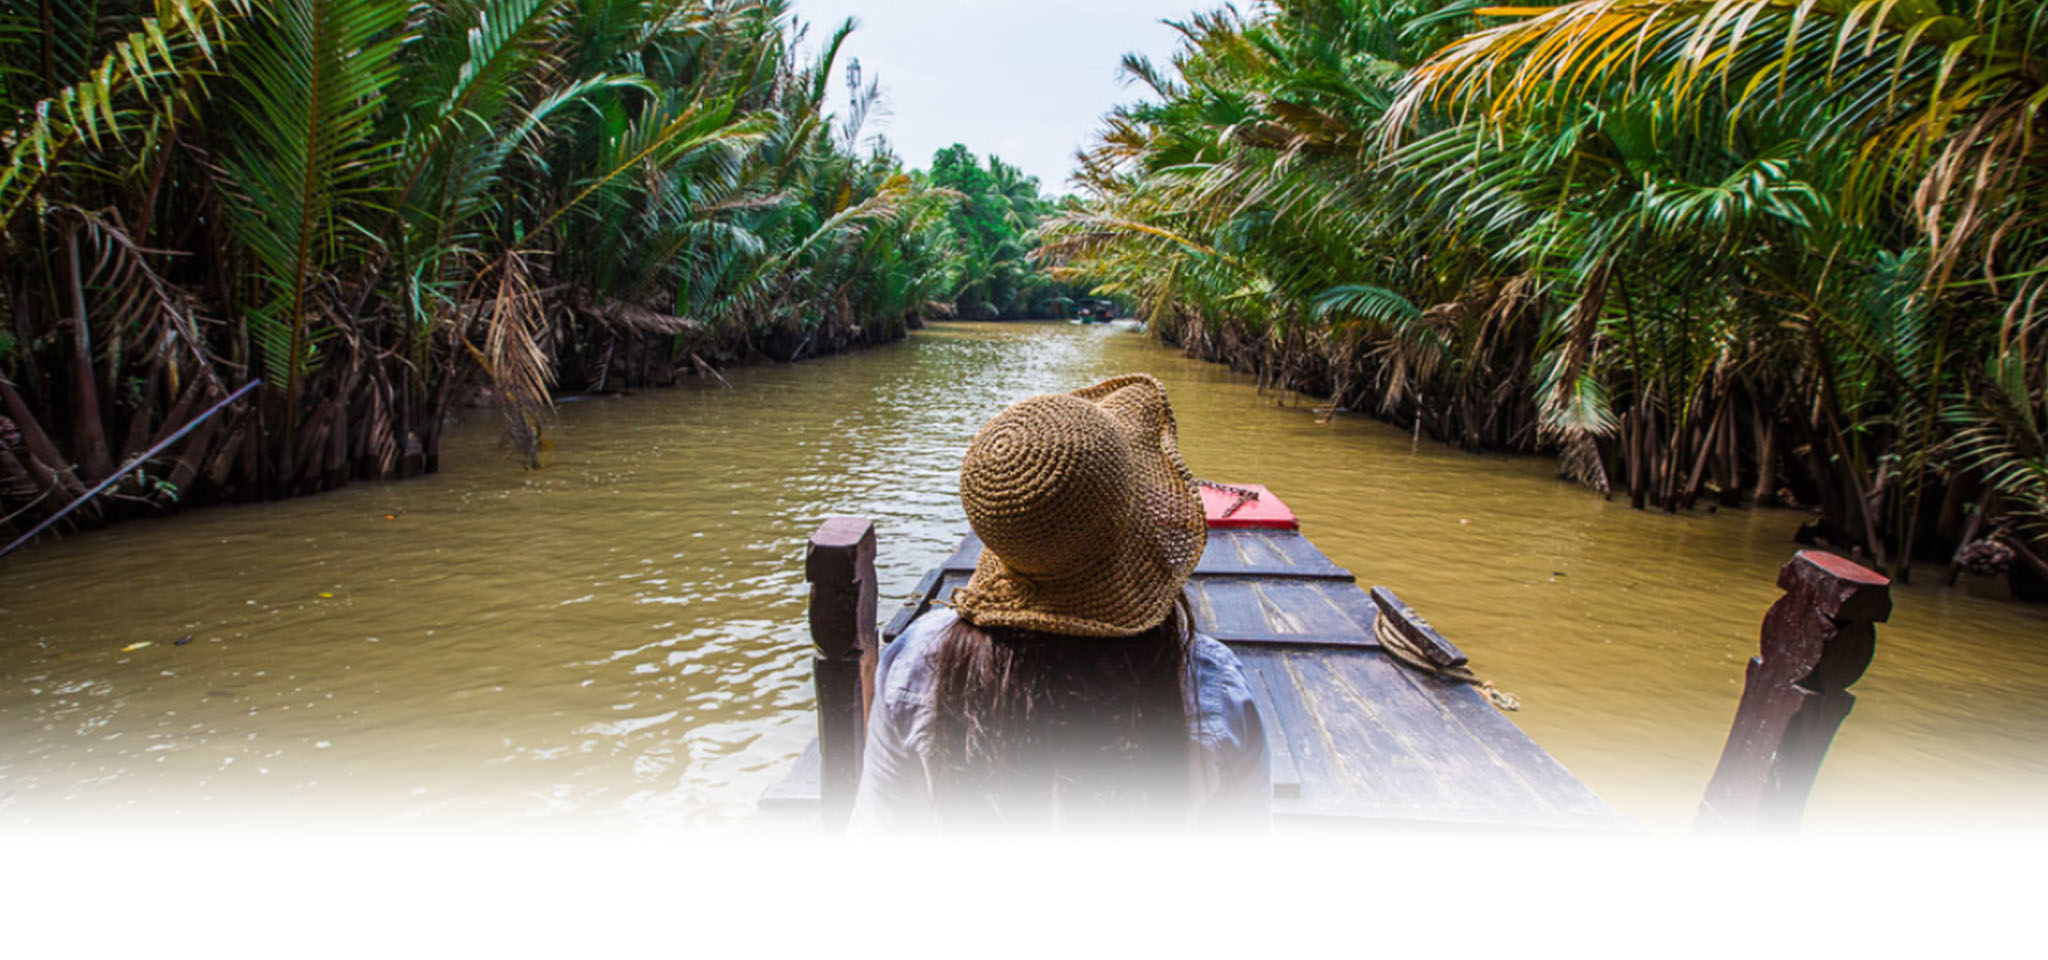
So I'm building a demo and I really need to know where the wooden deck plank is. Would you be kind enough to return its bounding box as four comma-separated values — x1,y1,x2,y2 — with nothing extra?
943,533,981,573
938,530,1354,581
934,572,970,608
1245,667,1302,799
1191,579,1283,638
1230,648,1352,813
1280,652,1446,810
1426,681,1614,816
1370,586,1469,669
1196,564,1355,581
1269,528,1341,568
1252,579,1369,637
1319,652,1549,815
1184,572,1220,629
883,566,945,641
1205,631,1375,649
1320,579,1382,633
1195,529,1352,579
1227,528,1291,568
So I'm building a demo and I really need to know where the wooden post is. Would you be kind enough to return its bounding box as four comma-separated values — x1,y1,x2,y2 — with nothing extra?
806,517,878,829
1696,550,1891,835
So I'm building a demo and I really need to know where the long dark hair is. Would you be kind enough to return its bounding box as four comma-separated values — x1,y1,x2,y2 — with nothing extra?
928,599,1194,829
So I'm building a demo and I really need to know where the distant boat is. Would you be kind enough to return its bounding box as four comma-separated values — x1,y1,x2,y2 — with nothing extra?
1073,298,1117,323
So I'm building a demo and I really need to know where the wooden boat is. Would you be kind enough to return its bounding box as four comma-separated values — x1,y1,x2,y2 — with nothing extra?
764,484,1895,835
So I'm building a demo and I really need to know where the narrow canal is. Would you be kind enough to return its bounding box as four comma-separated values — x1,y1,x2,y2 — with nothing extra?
3,322,2044,832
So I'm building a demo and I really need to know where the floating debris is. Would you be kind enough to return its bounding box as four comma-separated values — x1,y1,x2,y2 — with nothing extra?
121,641,152,652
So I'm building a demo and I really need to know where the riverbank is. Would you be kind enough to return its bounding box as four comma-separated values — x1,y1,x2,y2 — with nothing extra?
3,4,1065,559
1150,318,2048,605
3,321,2042,833
1042,1,2048,598
0,318,913,556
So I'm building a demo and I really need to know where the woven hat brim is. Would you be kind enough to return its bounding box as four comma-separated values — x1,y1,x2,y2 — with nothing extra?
957,538,1187,638
952,374,1206,638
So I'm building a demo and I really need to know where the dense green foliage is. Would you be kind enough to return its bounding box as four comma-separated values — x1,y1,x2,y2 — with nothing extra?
0,1,986,536
1043,0,2048,585
924,143,1077,320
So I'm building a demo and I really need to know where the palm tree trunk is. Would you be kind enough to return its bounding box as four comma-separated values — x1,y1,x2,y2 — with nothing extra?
1628,405,1648,510
1679,394,1728,511
1820,400,1888,567
64,227,115,483
1750,403,1778,506
1715,393,1741,506
0,377,86,500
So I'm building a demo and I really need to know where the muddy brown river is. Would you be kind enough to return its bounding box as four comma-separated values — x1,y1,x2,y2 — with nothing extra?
3,321,2044,833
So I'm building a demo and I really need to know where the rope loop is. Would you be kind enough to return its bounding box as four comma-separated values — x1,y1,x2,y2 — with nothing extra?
1372,612,1521,712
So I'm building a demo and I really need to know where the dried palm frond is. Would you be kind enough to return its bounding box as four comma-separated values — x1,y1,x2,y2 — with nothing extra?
479,250,554,468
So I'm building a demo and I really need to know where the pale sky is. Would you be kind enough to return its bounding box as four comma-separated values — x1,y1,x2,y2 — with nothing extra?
792,0,1200,194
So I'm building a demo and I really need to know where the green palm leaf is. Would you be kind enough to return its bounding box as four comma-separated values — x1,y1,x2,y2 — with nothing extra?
222,0,404,430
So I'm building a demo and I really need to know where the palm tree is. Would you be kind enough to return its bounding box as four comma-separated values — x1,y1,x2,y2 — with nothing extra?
0,1,982,541
1385,0,2046,570
1049,0,2047,584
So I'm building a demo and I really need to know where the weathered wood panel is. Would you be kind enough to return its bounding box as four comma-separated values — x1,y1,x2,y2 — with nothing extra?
1232,648,1353,811
939,529,1355,582
1696,551,1892,835
882,565,944,642
1234,648,1622,827
1201,631,1375,649
805,517,877,829
1189,579,1280,638
1245,668,1302,799
942,534,981,574
1293,654,1472,810
1369,586,1468,669
1253,579,1367,636
1424,674,1614,817
1325,652,1540,813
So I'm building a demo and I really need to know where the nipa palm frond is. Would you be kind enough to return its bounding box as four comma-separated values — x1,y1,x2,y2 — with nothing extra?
222,0,405,426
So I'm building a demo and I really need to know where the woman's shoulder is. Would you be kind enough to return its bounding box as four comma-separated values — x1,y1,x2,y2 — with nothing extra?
1186,632,1270,820
1189,631,1248,674
877,607,956,707
1187,632,1261,748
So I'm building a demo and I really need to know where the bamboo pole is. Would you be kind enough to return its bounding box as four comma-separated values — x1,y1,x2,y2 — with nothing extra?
0,379,260,560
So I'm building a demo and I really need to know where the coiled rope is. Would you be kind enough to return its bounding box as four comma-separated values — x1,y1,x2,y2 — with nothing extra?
1371,613,1522,712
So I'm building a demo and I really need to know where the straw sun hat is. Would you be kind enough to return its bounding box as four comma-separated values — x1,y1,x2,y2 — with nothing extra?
950,374,1207,638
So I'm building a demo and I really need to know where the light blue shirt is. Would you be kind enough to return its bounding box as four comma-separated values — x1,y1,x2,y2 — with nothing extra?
849,607,1271,832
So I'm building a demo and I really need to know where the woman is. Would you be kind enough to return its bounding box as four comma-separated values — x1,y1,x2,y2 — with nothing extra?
850,374,1270,833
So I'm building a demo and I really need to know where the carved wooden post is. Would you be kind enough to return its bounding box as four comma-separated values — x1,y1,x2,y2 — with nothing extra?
1697,550,1891,835
806,517,878,829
